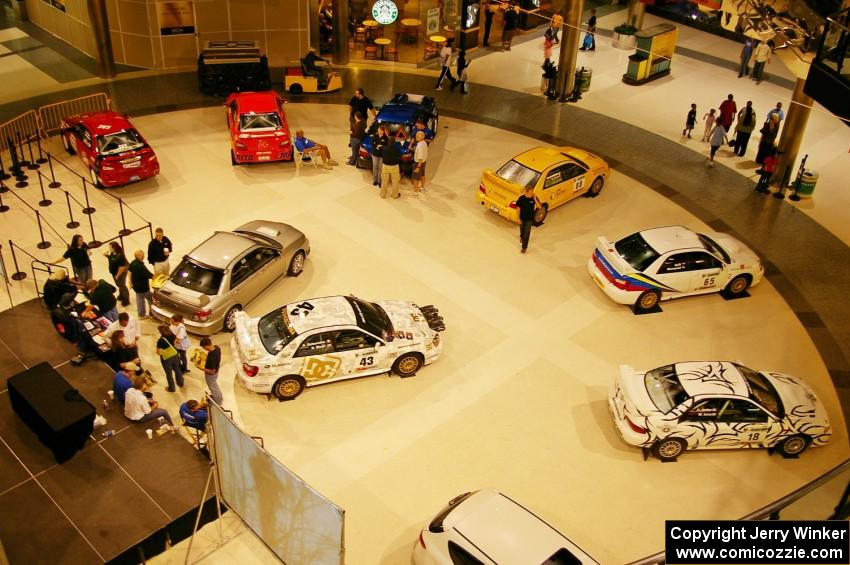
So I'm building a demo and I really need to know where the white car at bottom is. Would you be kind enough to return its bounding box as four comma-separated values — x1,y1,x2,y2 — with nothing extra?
609,361,832,461
588,225,764,312
413,490,598,565
231,295,445,400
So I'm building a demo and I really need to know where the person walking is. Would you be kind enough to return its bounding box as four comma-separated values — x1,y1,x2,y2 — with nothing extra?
483,0,496,46
516,186,541,254
105,241,130,307
708,123,726,164
348,111,366,166
752,40,772,84
57,234,92,284
502,2,518,50
170,314,191,373
682,103,697,138
85,278,119,321
147,228,173,276
766,102,785,123
411,131,428,196
200,337,223,406
435,40,457,90
370,124,389,187
380,139,402,199
580,9,597,50
755,113,781,164
718,94,737,131
128,250,154,318
550,10,563,43
452,49,468,90
156,325,184,392
348,88,376,126
738,38,754,77
733,101,757,156
702,108,716,142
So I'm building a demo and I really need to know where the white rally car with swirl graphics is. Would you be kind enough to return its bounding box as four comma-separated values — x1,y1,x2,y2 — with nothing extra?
609,361,831,461
588,226,764,312
231,295,445,400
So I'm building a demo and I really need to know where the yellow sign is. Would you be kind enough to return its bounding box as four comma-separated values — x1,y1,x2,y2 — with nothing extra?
302,356,341,381
158,1,195,36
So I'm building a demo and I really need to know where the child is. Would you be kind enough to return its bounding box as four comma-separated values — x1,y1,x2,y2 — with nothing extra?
702,108,716,141
543,29,554,61
755,148,777,193
708,123,726,165
683,103,697,138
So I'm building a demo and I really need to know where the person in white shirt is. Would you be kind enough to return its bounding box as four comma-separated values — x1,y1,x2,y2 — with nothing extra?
169,314,192,373
124,377,174,426
104,312,140,347
434,41,457,90
752,40,772,84
411,131,429,195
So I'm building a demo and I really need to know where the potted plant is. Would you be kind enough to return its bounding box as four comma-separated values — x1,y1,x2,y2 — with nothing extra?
612,23,638,49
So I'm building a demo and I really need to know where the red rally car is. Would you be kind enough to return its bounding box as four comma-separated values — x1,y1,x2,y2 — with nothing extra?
60,111,160,188
226,91,293,165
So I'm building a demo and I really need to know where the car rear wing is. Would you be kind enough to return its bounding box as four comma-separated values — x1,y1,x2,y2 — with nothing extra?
418,305,445,332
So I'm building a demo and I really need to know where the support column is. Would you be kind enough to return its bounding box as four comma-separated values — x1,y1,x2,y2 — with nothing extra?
554,0,584,101
626,0,646,30
332,0,349,65
86,0,116,78
309,0,320,51
772,78,814,188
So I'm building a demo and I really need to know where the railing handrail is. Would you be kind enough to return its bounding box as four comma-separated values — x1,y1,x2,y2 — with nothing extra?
826,7,849,33
626,457,850,565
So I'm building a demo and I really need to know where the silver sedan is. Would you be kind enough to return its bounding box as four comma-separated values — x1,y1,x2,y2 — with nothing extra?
151,220,310,334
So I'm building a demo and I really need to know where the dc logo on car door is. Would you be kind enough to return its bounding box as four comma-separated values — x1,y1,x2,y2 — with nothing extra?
302,356,342,381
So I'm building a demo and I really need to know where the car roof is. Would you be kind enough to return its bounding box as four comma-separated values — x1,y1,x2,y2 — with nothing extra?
232,91,281,113
284,296,356,335
233,220,302,248
449,491,592,564
638,226,703,255
72,111,133,135
675,361,750,398
187,232,258,270
513,147,585,173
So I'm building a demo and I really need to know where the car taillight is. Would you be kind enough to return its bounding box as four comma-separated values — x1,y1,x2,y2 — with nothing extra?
235,142,247,150
479,183,486,194
593,253,646,292
508,201,517,209
418,531,426,549
243,363,259,377
193,308,212,322
626,416,647,434
146,154,157,161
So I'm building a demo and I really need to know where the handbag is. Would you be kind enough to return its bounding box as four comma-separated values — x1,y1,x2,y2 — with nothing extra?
159,340,178,361
191,347,208,369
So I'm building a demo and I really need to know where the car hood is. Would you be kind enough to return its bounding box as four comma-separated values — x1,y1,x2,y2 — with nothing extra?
233,311,269,362
712,233,760,265
376,300,436,338
764,372,829,425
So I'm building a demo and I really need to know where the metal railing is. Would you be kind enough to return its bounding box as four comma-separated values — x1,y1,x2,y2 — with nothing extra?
38,93,111,136
627,458,850,565
0,110,39,152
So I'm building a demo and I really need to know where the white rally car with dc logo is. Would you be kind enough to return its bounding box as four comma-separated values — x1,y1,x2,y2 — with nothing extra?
231,295,445,400
588,225,764,312
609,361,832,461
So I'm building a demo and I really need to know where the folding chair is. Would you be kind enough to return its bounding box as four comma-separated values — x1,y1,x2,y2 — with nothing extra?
293,146,319,172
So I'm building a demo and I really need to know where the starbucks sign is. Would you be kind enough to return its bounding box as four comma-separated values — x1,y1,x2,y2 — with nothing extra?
372,0,399,25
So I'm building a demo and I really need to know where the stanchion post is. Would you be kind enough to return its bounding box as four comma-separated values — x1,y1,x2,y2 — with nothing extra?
64,191,80,228
35,211,51,249
9,241,27,281
87,207,101,248
16,132,30,167
0,174,7,194
0,149,10,180
81,178,96,214
0,189,8,213
26,136,39,171
118,199,131,236
788,154,807,203
35,136,48,164
47,154,61,189
37,171,52,207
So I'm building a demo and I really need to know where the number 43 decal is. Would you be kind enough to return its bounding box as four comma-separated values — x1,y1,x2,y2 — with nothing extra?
359,356,374,367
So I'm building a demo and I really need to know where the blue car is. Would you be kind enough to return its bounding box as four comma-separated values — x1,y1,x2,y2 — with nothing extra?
356,93,438,175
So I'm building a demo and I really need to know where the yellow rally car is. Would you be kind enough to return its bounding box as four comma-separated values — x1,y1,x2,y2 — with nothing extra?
478,146,610,223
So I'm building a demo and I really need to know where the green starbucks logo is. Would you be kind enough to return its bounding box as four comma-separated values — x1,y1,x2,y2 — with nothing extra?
372,0,399,25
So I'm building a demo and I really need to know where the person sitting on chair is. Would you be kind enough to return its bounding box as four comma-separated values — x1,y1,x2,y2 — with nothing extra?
302,47,330,86
180,399,209,432
43,268,80,310
113,367,133,404
124,376,174,428
294,129,338,168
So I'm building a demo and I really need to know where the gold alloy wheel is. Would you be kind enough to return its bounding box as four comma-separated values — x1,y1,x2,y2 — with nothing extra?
277,378,302,398
657,439,684,459
397,355,420,375
639,291,659,310
289,251,305,275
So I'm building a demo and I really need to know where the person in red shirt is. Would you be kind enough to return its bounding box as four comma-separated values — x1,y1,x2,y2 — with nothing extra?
756,149,778,193
718,94,737,131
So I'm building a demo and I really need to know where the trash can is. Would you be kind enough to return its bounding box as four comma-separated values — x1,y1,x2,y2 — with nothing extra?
575,67,592,92
796,170,818,198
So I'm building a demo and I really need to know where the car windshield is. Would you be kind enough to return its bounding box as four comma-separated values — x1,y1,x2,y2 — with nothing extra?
258,308,299,354
698,233,731,264
737,364,783,416
345,296,392,337
97,129,145,155
374,121,410,139
171,259,223,296
615,233,661,271
645,364,689,414
240,112,281,131
496,160,541,189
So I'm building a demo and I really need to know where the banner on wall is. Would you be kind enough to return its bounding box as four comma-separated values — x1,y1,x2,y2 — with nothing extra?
426,7,440,35
157,1,196,36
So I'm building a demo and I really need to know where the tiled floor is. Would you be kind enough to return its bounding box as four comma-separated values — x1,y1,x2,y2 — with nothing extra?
1,5,849,564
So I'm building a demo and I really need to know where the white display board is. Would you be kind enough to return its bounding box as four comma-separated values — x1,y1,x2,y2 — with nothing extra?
210,404,344,565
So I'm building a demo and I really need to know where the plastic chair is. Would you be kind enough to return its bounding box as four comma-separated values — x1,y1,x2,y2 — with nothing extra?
294,146,319,172
386,47,399,61
364,44,378,59
424,40,438,59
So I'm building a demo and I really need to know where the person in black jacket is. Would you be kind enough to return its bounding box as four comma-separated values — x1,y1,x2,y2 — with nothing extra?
85,278,119,321
147,228,173,276
129,250,154,318
43,268,79,309
370,124,389,187
516,186,542,254
380,140,402,199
